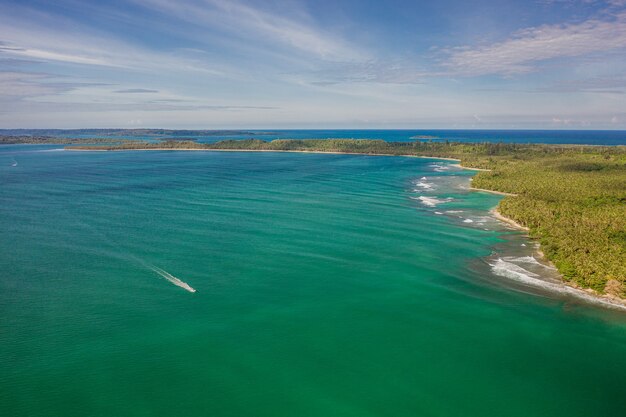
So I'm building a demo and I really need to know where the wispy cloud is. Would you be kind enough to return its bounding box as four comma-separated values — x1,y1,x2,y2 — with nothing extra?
0,44,112,67
131,0,367,61
444,11,626,76
0,11,231,76
302,60,428,85
114,88,159,93
0,71,106,101
538,74,626,93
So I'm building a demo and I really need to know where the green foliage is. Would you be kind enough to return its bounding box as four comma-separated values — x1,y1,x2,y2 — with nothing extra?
67,139,626,297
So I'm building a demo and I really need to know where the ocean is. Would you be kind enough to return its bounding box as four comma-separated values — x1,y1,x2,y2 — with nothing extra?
189,129,626,145
3,129,626,145
1,144,625,416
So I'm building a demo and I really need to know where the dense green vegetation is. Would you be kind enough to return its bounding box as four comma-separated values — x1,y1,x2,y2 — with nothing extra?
68,139,626,298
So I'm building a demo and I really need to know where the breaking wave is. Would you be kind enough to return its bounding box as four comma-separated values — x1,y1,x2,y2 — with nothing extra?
489,258,626,311
430,163,451,172
503,256,555,269
414,180,434,190
414,196,453,207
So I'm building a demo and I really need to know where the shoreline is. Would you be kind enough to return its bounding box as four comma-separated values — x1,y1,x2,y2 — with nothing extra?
65,145,625,309
65,146,465,161
489,207,529,231
470,186,517,197
487,203,626,310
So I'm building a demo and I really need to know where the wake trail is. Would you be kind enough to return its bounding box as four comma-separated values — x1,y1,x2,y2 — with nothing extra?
150,265,196,293
71,218,196,293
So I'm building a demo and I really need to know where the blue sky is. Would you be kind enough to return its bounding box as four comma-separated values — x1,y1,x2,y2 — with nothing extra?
1,0,625,129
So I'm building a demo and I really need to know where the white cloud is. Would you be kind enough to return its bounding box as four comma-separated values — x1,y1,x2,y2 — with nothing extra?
444,12,626,76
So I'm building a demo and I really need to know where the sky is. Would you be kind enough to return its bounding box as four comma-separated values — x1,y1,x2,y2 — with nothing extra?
1,0,626,129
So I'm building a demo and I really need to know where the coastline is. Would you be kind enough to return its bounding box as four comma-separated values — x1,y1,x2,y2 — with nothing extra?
450,163,490,172
489,207,529,231
470,186,517,197
65,145,625,309
485,199,626,310
65,146,465,161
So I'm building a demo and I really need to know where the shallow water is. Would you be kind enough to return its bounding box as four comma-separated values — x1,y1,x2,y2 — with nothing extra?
1,146,625,417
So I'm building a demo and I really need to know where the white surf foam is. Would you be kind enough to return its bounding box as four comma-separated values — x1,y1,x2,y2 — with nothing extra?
489,258,626,311
416,196,452,207
430,164,451,172
151,265,196,293
503,256,555,269
414,181,434,190
463,219,474,223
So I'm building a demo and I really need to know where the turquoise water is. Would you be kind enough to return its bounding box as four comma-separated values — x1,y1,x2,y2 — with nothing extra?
1,146,625,416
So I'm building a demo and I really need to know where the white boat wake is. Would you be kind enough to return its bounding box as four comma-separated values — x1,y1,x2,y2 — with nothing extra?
150,265,196,293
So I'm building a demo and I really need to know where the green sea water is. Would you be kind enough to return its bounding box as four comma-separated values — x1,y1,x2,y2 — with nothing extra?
1,146,625,417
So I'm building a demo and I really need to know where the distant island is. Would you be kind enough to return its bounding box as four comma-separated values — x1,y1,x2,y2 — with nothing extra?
410,135,441,140
64,138,626,302
0,129,271,138
0,136,131,145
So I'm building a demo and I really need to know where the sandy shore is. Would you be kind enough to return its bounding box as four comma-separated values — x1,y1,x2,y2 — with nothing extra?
470,186,517,197
489,208,529,231
450,163,490,171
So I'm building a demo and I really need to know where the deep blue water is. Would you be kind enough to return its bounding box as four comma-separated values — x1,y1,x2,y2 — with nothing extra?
204,129,626,145
2,129,626,145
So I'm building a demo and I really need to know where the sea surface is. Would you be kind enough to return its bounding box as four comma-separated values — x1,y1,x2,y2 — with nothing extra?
3,129,626,145
1,145,626,417
189,129,626,145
